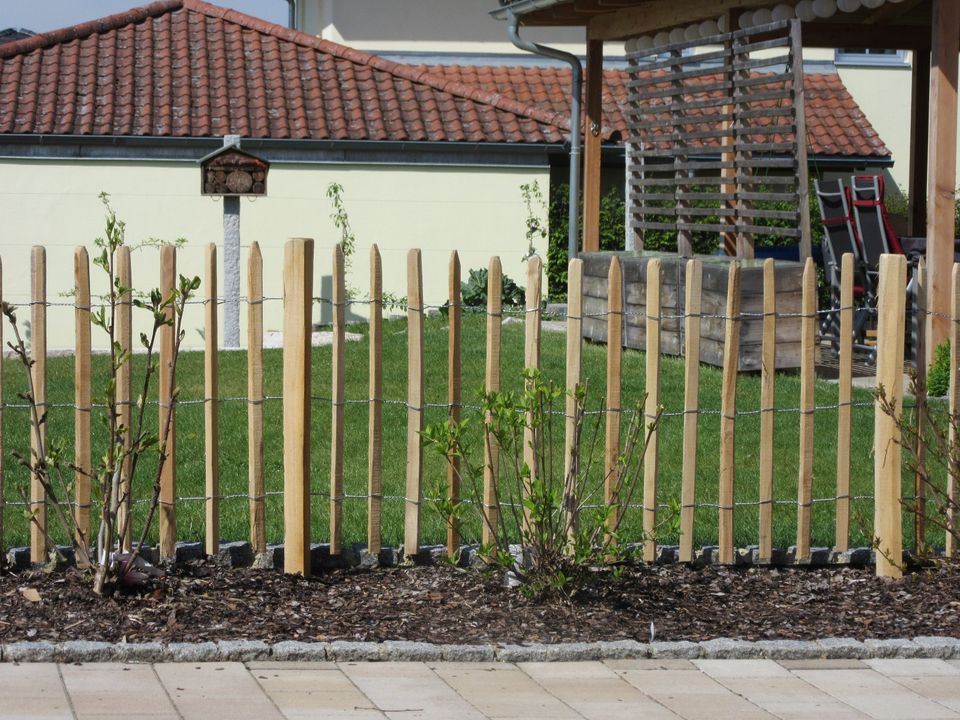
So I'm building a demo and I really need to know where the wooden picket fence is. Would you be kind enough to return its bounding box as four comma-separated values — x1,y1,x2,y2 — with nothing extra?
5,239,958,579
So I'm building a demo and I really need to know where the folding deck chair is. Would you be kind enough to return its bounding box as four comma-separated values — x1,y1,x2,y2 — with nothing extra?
814,178,874,353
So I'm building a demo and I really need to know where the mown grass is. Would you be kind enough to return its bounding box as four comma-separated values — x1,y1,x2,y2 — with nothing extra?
1,312,941,552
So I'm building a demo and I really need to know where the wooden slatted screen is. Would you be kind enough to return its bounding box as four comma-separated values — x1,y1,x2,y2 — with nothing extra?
625,19,811,259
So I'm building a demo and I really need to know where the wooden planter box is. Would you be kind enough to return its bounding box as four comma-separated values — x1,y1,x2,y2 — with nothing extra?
581,252,804,371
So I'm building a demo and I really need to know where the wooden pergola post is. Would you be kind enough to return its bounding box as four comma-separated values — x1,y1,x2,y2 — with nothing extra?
926,0,960,360
909,49,930,237
583,37,604,253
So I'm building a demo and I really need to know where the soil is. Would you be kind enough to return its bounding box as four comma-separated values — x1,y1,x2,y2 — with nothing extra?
1,561,959,645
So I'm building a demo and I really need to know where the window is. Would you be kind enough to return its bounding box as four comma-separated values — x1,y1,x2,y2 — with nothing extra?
834,48,909,66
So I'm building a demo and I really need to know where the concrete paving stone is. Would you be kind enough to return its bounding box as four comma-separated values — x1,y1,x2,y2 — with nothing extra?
0,662,68,698
649,641,700,659
60,663,176,717
694,659,794,678
341,661,486,720
754,640,822,659
616,666,776,719
793,667,960,719
604,658,696,671
431,662,581,719
495,644,549,662
714,676,870,720
251,665,385,717
269,640,329,661
885,676,960,713
246,660,337,670
381,640,442,661
817,638,871,659
699,638,764,659
155,662,284,720
0,693,74,720
215,639,271,661
867,659,960,676
265,691,386,720
328,641,381,662
780,659,867,670
864,638,922,658
439,644,496,662
519,661,681,720
3,641,55,662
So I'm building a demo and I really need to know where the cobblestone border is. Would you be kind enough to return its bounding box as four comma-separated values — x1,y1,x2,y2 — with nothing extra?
5,541,883,572
2,637,958,663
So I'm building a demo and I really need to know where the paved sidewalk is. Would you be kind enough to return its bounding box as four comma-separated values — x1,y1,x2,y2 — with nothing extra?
1,658,959,719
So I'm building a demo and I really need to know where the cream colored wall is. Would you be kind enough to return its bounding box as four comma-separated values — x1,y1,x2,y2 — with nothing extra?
0,160,550,350
302,0,589,55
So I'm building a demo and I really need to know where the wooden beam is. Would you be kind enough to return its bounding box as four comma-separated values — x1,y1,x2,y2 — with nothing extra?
926,0,960,360
583,37,603,253
589,0,762,40
802,24,930,51
909,50,930,236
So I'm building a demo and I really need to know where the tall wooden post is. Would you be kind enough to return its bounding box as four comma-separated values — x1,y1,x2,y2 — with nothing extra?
926,0,960,360
874,254,907,579
204,244,220,558
74,249,91,553
30,247,47,563
583,37,604,253
158,246,177,560
283,238,313,576
909,50,931,237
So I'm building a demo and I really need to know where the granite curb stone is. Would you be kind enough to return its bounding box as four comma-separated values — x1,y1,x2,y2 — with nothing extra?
2,637,959,663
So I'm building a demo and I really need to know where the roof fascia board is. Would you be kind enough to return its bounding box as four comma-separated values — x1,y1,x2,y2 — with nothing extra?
489,0,572,22
0,135,558,168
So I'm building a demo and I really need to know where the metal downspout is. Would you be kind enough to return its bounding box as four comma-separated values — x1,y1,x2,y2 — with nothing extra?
286,0,297,30
507,10,582,261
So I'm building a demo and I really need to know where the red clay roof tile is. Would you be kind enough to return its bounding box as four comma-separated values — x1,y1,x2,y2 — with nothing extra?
0,0,888,157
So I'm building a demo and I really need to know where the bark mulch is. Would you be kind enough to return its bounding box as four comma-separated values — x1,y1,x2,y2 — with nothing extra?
1,561,958,645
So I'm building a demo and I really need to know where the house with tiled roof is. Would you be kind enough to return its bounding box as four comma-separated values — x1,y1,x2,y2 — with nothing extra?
0,0,890,346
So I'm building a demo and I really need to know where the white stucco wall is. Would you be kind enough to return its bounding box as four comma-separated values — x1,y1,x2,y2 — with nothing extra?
0,159,550,349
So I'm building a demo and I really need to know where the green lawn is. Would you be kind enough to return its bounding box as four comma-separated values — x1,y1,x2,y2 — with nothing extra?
0,312,939,552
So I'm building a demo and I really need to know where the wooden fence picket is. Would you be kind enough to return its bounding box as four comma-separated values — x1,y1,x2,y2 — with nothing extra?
604,256,623,533
679,259,702,563
949,264,960,557
30,246,47,563
564,259,584,537
247,242,265,555
158,245,177,560
330,244,346,555
643,259,662,563
835,253,854,552
405,249,424,555
796,257,816,561
204,243,220,558
874,253,906,578
913,257,928,550
283,238,313,576
524,255,542,535
445,251,460,557
482,257,503,546
73,248,92,551
759,258,776,562
368,245,383,555
718,262,741,565
117,247,133,551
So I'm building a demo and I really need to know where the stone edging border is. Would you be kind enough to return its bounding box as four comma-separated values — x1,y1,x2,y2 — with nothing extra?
3,637,959,663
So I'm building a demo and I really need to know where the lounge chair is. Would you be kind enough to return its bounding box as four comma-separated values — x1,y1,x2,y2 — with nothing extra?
814,178,874,352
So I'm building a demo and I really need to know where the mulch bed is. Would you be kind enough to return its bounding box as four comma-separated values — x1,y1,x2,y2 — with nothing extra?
1,561,959,644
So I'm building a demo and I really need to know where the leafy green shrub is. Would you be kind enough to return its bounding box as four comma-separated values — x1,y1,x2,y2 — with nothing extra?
461,267,525,309
421,370,662,599
928,340,951,397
